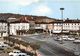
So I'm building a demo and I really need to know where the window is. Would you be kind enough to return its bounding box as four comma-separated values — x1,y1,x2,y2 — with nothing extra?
4,26,6,30
78,23,79,25
75,23,76,25
22,26,25,30
18,26,20,29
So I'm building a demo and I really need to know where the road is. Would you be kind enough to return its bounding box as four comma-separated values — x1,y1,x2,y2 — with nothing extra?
40,42,75,56
10,35,76,56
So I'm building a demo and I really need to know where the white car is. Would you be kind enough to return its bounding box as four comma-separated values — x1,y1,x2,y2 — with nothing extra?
0,43,9,49
62,35,68,38
67,38,75,41
62,37,68,40
9,50,21,56
62,37,75,41
18,53,28,56
61,35,75,41
9,50,28,56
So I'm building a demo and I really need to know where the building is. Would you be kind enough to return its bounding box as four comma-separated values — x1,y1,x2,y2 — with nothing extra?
23,16,55,34
63,19,80,34
8,16,55,35
53,20,63,33
0,20,8,37
9,17,29,35
35,22,48,33
34,16,55,34
63,20,80,31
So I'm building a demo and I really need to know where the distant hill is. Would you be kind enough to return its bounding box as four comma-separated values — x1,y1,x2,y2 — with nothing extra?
0,13,23,20
0,13,56,23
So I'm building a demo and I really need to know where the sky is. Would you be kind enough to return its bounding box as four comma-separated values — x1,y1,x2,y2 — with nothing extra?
0,0,80,19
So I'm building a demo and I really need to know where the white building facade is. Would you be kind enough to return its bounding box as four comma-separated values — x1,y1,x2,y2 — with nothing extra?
53,21,63,33
0,21,8,37
63,20,80,31
10,23,29,35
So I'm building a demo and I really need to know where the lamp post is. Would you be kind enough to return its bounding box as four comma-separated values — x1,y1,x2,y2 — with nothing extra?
60,8,64,44
60,8,64,30
60,8,64,20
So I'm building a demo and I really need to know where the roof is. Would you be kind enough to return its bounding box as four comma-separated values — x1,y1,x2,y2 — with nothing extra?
10,19,29,23
53,20,63,23
10,21,29,23
35,22,53,24
63,20,80,23
0,20,7,23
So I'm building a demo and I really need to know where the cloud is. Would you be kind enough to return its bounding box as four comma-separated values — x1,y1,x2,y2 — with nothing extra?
0,0,40,6
16,0,40,6
31,5,52,16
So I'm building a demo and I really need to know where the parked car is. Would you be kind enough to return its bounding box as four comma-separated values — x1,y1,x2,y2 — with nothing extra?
62,35,68,38
62,35,75,41
0,43,9,50
9,50,28,56
62,37,68,40
54,37,62,41
9,50,21,56
18,53,28,56
67,37,75,41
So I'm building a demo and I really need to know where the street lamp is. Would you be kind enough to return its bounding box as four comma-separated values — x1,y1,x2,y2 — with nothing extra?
60,8,64,44
60,8,64,20
60,8,65,32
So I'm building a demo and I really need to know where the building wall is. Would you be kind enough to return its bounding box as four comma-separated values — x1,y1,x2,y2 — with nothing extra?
0,23,8,37
47,24,53,30
35,24,43,29
63,23,80,31
40,24,47,30
53,23,63,30
53,23,63,33
10,23,29,35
